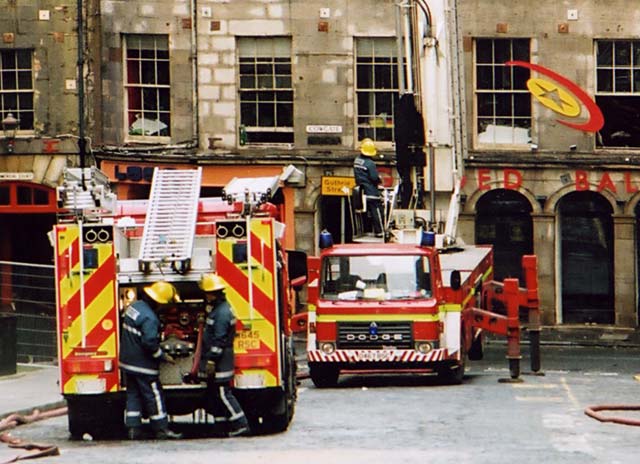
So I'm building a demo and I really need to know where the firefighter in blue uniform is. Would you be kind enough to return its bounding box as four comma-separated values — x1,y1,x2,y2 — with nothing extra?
353,138,384,237
198,273,250,437
119,281,183,440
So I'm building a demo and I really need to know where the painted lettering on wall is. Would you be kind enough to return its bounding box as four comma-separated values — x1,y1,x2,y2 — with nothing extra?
470,169,640,194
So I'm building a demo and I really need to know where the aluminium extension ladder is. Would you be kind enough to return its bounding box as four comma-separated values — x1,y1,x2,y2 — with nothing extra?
138,167,202,271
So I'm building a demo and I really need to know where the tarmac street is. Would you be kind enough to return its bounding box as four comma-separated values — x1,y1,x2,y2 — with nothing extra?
1,344,640,463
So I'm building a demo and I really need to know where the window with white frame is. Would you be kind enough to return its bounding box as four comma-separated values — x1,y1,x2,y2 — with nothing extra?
356,37,399,143
124,35,170,138
595,40,640,148
238,37,293,144
474,38,531,146
0,49,34,130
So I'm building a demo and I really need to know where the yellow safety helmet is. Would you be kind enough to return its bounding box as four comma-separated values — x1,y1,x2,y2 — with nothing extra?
143,281,180,304
199,273,227,292
359,138,377,157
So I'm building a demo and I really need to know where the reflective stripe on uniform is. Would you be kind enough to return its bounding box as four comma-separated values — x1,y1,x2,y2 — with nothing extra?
119,361,159,376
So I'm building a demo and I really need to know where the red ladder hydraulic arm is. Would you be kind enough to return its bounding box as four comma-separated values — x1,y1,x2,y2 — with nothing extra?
470,255,540,380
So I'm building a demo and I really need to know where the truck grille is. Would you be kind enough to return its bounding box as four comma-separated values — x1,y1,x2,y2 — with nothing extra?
337,321,413,349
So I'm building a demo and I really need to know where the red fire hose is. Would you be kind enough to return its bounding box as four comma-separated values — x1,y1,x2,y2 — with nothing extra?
189,317,205,380
584,404,640,426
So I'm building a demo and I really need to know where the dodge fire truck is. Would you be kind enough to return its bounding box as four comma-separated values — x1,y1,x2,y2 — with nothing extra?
300,0,541,387
52,166,306,439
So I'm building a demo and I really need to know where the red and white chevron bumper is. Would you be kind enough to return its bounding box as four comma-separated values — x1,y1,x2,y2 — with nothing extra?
308,348,449,363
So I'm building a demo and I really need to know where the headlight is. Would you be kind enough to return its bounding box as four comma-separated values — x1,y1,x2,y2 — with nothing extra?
415,342,433,354
320,342,335,354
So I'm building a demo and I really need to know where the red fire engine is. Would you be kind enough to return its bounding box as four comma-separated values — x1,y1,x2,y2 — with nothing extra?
52,166,306,438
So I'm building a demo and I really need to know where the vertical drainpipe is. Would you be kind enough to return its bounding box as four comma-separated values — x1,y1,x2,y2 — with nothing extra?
77,0,87,185
190,0,200,149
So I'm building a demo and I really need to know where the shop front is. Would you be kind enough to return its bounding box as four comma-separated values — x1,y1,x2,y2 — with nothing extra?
460,165,639,328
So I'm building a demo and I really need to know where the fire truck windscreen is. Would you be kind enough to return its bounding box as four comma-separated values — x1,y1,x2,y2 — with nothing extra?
320,255,431,301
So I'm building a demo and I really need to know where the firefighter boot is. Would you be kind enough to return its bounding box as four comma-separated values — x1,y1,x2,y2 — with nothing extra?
228,425,250,437
155,428,183,440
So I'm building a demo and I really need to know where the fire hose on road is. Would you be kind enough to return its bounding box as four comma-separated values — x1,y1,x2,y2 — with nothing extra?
0,407,67,463
584,404,640,426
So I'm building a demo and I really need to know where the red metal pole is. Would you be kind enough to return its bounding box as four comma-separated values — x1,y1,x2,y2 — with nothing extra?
504,278,521,379
522,255,541,373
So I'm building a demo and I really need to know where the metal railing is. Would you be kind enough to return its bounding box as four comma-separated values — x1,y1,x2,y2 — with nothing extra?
0,261,56,363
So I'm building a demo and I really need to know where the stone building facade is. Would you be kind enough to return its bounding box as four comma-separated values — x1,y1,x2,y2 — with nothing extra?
2,0,640,330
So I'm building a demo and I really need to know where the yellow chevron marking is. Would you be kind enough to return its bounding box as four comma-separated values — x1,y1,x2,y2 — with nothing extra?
56,225,79,258
62,282,115,358
58,240,114,305
439,303,462,313
218,240,275,300
224,281,275,352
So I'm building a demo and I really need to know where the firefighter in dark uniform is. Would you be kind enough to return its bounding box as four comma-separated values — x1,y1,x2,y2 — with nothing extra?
119,281,183,440
354,137,384,237
198,273,250,437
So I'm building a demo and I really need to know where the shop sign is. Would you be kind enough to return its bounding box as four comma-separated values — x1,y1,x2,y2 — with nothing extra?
469,168,640,194
321,176,355,196
0,172,34,181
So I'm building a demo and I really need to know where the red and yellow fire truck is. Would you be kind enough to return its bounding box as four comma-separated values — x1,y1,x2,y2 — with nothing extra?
52,166,306,438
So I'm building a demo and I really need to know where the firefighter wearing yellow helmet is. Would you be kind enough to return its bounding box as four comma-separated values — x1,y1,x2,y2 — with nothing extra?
354,138,384,237
198,273,249,437
119,281,182,440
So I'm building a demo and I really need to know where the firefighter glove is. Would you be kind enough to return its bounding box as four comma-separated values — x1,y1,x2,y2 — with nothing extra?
163,353,176,364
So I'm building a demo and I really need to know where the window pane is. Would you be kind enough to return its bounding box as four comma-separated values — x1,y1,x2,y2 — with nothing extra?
494,40,511,64
476,39,493,63
615,69,631,92
494,66,511,90
240,102,257,126
477,93,495,117
514,93,531,116
512,40,530,61
357,64,373,88
598,69,612,92
34,189,49,205
495,94,512,116
477,65,493,89
17,186,32,205
0,186,8,205
597,41,613,66
257,103,275,126
615,42,631,66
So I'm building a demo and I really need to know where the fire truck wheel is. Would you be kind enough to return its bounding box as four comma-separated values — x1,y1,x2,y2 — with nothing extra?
267,342,297,433
309,364,339,388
